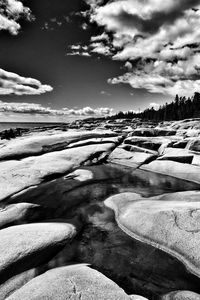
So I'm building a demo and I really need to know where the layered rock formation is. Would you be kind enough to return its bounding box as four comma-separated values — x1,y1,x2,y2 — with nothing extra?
0,118,200,299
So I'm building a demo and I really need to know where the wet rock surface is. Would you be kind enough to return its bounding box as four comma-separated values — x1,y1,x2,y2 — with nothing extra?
1,118,200,299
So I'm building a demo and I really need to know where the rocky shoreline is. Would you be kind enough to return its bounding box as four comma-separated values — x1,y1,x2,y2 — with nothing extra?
1,117,200,299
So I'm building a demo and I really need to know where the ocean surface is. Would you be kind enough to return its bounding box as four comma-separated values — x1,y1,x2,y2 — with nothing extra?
0,122,66,132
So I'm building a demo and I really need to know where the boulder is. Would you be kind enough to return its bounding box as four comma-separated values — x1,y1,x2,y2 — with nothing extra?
7,265,131,300
105,191,200,277
140,160,200,184
0,222,76,281
0,143,115,201
0,203,45,229
161,290,200,300
108,147,156,168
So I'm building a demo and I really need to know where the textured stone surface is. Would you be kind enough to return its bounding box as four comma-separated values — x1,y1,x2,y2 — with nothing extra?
161,290,200,300
0,142,115,201
7,265,131,300
0,203,44,229
140,160,200,183
0,130,117,160
105,191,200,277
108,147,156,168
157,148,194,164
0,222,76,281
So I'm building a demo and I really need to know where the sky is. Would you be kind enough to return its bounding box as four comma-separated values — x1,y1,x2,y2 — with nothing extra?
0,0,200,122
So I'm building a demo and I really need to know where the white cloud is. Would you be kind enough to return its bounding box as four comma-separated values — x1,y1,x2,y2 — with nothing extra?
0,68,53,95
109,71,200,96
149,102,160,110
0,101,113,117
0,0,33,35
63,106,113,116
84,0,200,96
91,32,109,42
124,61,132,70
91,42,112,55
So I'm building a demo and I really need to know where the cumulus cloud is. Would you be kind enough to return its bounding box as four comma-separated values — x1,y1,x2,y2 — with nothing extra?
0,0,33,35
67,45,91,57
90,42,112,55
91,32,109,42
0,101,113,117
0,68,53,95
84,0,200,96
63,106,113,116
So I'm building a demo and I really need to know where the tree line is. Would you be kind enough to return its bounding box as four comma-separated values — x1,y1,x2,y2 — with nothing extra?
111,92,200,121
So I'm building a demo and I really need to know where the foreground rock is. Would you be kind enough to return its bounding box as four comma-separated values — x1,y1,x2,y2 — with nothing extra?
7,265,132,300
161,290,200,300
140,160,200,184
105,191,200,278
0,222,76,283
0,143,115,200
0,203,45,229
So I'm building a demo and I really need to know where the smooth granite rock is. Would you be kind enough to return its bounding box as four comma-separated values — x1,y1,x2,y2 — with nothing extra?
0,203,44,229
6,265,131,300
157,148,194,164
0,222,76,281
0,130,117,160
161,290,200,300
108,147,156,168
105,191,200,277
140,160,200,184
0,142,115,201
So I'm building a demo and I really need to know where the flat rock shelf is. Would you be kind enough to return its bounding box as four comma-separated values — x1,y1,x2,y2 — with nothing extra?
1,118,200,300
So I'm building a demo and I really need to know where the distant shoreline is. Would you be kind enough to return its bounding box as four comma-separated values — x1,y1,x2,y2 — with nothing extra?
0,122,68,132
